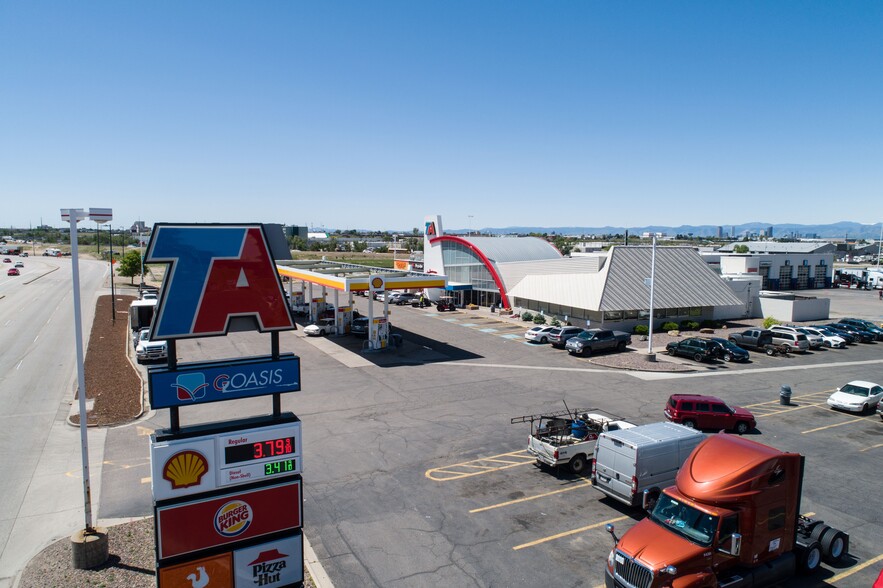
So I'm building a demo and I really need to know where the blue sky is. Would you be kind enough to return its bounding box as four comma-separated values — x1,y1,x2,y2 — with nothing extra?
2,1,882,232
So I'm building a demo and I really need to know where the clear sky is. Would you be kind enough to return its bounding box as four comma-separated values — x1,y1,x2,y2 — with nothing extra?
2,1,882,232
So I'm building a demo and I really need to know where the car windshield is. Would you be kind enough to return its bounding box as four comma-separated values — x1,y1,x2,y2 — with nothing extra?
577,331,595,340
649,494,717,547
840,384,870,397
718,340,741,352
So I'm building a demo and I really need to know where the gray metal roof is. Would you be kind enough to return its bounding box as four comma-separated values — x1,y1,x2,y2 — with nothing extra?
507,246,742,311
717,242,835,254
599,246,742,311
461,236,561,264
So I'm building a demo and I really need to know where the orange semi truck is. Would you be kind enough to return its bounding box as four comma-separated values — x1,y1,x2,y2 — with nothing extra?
604,434,848,588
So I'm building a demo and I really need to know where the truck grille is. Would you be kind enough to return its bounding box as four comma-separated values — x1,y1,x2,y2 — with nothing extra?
613,551,653,588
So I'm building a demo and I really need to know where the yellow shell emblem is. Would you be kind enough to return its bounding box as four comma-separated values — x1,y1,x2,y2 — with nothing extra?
162,450,208,489
371,277,384,289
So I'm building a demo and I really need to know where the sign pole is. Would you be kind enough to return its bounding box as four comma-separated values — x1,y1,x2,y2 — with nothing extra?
66,209,95,532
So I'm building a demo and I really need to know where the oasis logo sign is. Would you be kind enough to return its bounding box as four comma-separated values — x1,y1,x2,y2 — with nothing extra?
215,500,253,537
149,354,300,409
145,224,295,340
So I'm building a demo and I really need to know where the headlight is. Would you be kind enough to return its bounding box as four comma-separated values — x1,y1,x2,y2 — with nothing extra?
607,549,615,570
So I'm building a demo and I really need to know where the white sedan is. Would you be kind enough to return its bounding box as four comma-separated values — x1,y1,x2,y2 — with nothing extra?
524,325,556,343
827,380,883,413
799,327,845,349
303,318,336,337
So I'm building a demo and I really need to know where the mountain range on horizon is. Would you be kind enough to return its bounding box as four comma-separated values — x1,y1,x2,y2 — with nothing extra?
445,220,883,240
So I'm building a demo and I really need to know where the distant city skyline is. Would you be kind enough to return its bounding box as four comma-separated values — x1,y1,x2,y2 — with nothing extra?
2,2,882,230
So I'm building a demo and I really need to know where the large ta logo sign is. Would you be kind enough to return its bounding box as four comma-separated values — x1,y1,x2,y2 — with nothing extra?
145,224,295,340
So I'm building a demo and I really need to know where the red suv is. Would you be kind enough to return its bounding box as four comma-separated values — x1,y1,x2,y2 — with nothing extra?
664,394,756,434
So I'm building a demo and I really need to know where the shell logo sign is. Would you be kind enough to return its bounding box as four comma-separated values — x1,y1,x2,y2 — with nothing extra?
162,450,209,489
214,500,253,537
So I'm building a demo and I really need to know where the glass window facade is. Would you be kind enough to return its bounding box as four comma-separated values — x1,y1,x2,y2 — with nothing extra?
442,242,501,307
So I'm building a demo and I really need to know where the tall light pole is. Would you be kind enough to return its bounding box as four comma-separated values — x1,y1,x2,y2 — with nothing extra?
109,225,116,323
60,207,111,545
646,235,657,357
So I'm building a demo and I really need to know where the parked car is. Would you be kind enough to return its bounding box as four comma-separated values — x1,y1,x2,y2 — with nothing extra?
826,380,883,414
771,325,820,349
524,325,556,343
665,337,716,362
303,318,336,337
814,324,857,344
7,268,20,276
664,393,756,433
838,318,883,341
824,322,875,343
704,337,749,362
878,400,883,422
769,330,810,353
798,326,846,349
547,326,584,348
727,328,775,352
351,317,369,336
392,293,418,306
564,329,631,356
135,329,168,364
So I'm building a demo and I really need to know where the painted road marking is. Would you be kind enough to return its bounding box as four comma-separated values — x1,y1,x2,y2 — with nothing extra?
513,515,630,551
479,328,499,333
425,450,535,481
500,334,522,339
628,357,883,381
859,442,883,452
827,552,883,583
470,478,593,513
802,409,878,434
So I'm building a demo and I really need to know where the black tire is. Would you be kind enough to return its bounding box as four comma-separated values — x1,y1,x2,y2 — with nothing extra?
820,529,848,564
683,419,696,429
723,352,733,362
617,341,626,351
539,337,548,344
796,541,822,574
582,347,592,357
569,454,587,474
766,347,776,356
862,404,869,415
668,348,676,356
693,352,704,362
735,421,750,435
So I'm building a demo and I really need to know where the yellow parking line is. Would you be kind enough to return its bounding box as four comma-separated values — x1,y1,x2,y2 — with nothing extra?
470,479,593,513
425,451,535,481
827,552,883,583
860,442,883,452
744,391,833,408
512,515,629,551
756,403,825,417
802,411,873,434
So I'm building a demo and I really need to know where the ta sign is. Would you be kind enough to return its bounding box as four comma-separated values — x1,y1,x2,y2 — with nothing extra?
145,224,295,340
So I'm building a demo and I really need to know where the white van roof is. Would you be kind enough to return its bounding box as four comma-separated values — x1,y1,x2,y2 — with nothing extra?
601,421,704,448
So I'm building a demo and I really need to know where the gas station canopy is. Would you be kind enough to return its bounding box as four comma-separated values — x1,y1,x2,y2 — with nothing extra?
275,260,447,293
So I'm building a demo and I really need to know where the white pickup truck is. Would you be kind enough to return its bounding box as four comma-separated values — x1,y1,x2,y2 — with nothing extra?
512,409,635,474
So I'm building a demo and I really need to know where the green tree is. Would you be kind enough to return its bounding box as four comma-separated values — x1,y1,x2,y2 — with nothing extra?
734,244,749,254
117,249,144,284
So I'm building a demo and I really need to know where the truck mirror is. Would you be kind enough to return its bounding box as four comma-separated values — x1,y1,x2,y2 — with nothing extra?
641,490,651,511
730,533,742,556
605,523,618,543
663,565,678,576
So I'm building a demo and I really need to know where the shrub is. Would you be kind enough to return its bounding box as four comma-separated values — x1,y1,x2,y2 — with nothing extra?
662,322,680,331
533,314,547,324
634,324,649,335
522,311,534,322
763,316,781,329
550,318,561,327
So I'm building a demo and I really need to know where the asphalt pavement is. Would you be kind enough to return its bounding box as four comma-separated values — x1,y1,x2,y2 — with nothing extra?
7,283,883,587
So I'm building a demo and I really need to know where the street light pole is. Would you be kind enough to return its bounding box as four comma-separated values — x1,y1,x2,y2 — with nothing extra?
109,225,116,323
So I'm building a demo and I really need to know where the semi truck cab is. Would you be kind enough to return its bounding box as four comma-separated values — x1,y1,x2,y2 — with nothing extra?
604,434,848,588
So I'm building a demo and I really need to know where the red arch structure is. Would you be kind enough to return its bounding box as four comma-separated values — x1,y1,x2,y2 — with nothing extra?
429,235,511,309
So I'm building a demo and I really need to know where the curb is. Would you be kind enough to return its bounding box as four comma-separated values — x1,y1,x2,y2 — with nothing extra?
303,534,334,588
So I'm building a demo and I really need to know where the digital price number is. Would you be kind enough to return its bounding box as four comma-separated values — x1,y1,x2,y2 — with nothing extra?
264,459,296,476
225,436,296,465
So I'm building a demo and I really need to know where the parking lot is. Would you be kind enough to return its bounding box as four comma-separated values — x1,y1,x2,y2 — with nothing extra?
103,288,883,587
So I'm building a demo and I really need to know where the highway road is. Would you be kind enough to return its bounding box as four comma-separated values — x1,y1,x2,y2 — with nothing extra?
0,255,108,586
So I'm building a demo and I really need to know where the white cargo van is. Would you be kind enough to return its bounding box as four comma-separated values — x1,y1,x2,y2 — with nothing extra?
591,422,705,508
